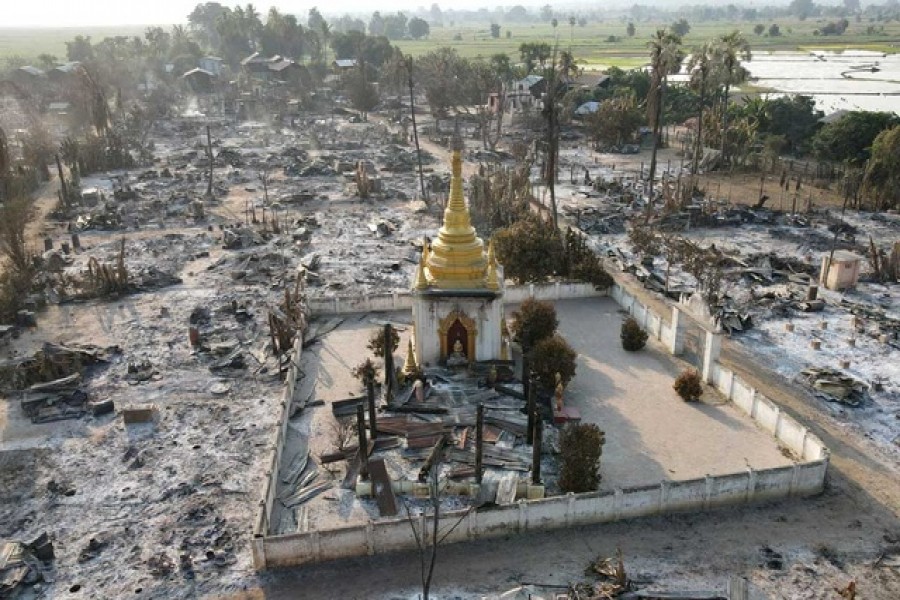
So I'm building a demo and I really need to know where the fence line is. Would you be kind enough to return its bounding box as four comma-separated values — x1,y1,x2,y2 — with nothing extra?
251,250,829,570
305,281,607,316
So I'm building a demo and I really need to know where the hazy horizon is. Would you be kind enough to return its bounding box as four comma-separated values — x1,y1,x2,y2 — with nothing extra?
2,0,802,28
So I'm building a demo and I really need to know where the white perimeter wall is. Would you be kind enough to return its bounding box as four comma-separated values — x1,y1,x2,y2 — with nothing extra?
251,271,829,570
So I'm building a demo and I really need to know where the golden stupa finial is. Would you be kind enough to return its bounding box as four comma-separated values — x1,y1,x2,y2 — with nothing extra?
414,257,429,290
403,338,418,375
418,119,488,289
486,260,500,290
447,123,467,216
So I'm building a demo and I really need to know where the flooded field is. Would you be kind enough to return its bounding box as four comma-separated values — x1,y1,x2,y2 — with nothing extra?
747,50,900,113
670,49,900,114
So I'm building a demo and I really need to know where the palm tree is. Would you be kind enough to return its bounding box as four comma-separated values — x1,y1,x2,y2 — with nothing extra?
319,21,332,64
646,28,683,201
717,31,752,164
687,42,721,178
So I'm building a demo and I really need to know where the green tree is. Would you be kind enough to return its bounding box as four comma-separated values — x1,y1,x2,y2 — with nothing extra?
687,42,722,176
188,2,228,49
588,93,642,148
768,23,781,37
558,423,605,493
493,213,561,284
307,7,326,32
383,12,408,40
717,30,752,163
757,95,821,155
812,111,899,166
671,18,691,37
753,24,765,35
627,22,636,37
531,334,577,391
368,11,385,36
490,23,501,39
518,41,551,73
408,17,430,40
647,28,683,199
862,125,900,210
65,35,94,62
511,298,558,351
346,64,380,120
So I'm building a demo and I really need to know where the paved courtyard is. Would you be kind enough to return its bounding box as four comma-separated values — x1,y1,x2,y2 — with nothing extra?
552,297,794,490
281,296,793,531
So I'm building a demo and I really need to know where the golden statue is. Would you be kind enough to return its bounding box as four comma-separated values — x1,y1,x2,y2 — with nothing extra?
447,339,467,367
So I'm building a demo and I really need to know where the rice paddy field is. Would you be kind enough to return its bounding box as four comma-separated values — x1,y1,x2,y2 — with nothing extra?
1,17,898,69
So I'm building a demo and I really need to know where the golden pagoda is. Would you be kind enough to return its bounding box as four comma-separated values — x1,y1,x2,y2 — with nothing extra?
420,133,491,290
410,131,506,367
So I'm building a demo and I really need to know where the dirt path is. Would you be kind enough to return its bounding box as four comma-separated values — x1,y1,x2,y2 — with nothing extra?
24,175,63,253
721,342,900,518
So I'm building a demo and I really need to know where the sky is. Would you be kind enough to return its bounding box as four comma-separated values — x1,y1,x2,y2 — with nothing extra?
2,0,487,28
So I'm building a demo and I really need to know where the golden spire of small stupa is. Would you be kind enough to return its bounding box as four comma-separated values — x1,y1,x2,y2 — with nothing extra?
403,338,418,375
486,259,500,290
414,255,429,290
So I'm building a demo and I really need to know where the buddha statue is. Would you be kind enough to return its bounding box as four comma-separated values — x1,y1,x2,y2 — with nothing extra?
447,339,467,367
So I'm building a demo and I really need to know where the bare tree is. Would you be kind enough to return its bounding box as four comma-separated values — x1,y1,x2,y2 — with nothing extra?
0,182,32,276
403,439,473,600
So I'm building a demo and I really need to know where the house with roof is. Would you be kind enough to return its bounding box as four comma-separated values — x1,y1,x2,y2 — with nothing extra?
507,75,545,111
199,56,225,77
332,59,358,72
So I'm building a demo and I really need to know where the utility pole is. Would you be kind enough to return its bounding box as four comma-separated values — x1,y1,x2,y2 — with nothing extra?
406,56,428,202
366,373,378,440
356,403,369,480
475,403,484,484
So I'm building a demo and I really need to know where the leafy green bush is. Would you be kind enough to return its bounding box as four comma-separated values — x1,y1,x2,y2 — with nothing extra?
558,423,605,493
620,317,648,351
511,297,558,351
367,326,399,358
673,369,703,402
530,333,577,391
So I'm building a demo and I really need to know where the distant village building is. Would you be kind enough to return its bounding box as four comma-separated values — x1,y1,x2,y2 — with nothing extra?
507,75,545,111
47,62,81,84
199,56,225,76
332,59,358,72
410,133,506,366
12,66,46,85
182,68,217,94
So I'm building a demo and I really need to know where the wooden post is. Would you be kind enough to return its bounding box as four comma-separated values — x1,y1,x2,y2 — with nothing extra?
526,373,536,445
366,375,377,439
521,354,530,410
55,154,68,207
357,403,369,480
475,403,484,484
531,403,542,485
205,125,214,197
383,324,395,402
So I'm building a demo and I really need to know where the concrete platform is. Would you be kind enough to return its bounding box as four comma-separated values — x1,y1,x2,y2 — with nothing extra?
553,297,794,490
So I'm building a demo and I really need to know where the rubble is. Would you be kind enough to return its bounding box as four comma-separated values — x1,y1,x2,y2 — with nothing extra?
798,368,869,407
0,536,54,597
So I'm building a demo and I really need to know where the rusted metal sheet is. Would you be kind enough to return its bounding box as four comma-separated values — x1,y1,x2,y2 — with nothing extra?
368,458,398,517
